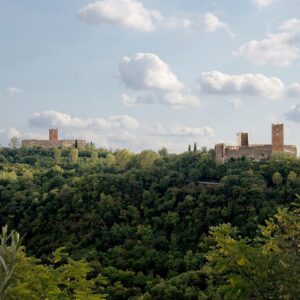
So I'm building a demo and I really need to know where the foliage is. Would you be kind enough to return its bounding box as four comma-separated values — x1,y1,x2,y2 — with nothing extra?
1,147,300,298
205,204,300,299
0,226,106,300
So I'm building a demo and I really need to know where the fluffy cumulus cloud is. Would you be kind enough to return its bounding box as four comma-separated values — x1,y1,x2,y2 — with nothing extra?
20,110,215,152
0,127,21,146
119,53,184,92
202,13,232,35
119,53,200,108
235,18,300,67
198,71,286,99
79,0,232,35
78,0,161,32
29,111,140,130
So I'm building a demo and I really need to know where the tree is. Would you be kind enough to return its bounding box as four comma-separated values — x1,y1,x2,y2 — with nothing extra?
205,204,300,300
272,171,283,186
188,145,191,152
70,148,79,163
193,143,197,153
287,171,297,185
9,137,20,150
75,140,78,149
158,147,168,158
0,226,107,300
54,148,61,165
0,225,23,300
138,150,160,168
106,153,116,166
90,151,99,164
115,149,133,169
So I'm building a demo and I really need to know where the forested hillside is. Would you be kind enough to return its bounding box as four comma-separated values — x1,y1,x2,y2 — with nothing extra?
0,147,300,299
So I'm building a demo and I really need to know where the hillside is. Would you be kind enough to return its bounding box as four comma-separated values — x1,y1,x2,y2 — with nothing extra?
0,147,300,299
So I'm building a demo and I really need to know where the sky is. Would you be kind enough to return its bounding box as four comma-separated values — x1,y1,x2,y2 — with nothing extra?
1,0,300,152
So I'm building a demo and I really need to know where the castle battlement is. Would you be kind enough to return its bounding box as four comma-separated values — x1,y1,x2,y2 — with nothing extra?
21,129,86,149
215,124,297,163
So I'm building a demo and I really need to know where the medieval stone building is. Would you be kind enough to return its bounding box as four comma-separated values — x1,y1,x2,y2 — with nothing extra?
215,124,297,163
21,129,86,149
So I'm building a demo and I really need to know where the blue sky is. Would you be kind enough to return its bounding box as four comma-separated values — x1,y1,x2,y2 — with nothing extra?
1,0,300,152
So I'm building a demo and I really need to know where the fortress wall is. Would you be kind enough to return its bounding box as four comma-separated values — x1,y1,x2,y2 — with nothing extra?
225,145,272,160
22,139,86,149
284,145,297,156
22,140,51,148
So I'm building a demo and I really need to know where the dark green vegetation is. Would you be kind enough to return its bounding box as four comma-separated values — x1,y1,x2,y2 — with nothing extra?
0,146,300,299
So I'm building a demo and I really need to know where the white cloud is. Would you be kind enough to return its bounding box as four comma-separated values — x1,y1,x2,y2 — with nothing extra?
199,71,285,99
149,123,214,137
78,0,162,32
202,13,233,35
235,18,300,67
0,127,21,146
229,98,244,110
163,13,233,36
29,111,140,130
119,53,184,92
18,111,215,152
79,1,232,35
286,83,300,97
119,53,201,108
280,18,300,32
107,115,140,129
285,104,300,122
254,0,275,8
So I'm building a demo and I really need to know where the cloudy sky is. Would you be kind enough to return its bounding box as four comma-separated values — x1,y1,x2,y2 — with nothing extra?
1,0,300,152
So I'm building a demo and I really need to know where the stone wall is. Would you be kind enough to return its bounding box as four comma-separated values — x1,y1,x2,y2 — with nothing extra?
21,139,86,149
284,145,297,156
225,145,272,161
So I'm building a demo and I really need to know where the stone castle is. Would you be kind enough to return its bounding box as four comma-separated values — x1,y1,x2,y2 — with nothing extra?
21,129,86,149
215,124,297,163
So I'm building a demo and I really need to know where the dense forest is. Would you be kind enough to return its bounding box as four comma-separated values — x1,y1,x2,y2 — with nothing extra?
0,145,300,299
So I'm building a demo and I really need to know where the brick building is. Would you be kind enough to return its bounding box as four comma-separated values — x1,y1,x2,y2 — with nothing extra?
215,124,297,163
22,129,86,149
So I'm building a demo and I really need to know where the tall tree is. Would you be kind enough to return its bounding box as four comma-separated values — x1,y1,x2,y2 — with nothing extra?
54,148,61,165
9,137,20,150
70,148,79,163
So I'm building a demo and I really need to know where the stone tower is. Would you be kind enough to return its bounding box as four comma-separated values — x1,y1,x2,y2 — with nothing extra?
49,128,58,143
237,132,249,147
215,143,225,163
272,124,284,153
